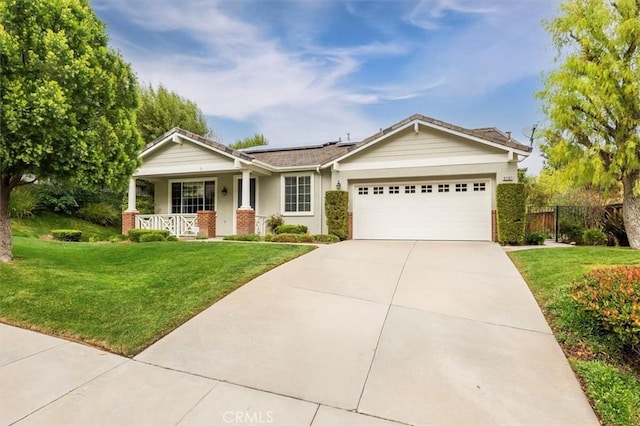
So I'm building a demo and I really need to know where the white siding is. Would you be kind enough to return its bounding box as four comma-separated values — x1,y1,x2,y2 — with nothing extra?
138,142,235,176
344,126,505,163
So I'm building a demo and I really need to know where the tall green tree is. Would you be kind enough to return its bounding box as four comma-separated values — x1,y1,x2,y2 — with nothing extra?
230,133,268,150
137,84,213,143
0,0,142,262
538,0,640,248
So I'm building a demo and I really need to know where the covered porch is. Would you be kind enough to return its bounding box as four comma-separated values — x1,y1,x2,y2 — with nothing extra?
122,170,269,238
122,129,272,238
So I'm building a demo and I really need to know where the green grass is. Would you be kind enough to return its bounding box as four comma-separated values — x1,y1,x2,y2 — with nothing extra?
1,237,313,356
572,360,640,426
509,247,640,426
11,213,120,241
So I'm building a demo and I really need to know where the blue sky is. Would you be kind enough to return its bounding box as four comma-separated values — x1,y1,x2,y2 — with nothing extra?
91,0,561,174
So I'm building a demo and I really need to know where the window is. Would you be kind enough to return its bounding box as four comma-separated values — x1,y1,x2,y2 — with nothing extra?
474,182,486,192
421,185,432,193
405,185,416,194
438,184,450,193
455,183,468,192
389,186,399,194
373,186,384,195
284,175,311,213
358,187,369,195
171,180,215,213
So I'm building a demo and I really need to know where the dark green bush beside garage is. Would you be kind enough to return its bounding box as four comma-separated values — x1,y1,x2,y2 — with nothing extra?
496,183,526,245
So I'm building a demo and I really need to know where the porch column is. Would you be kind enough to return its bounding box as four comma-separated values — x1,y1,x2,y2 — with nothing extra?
240,170,251,209
126,178,137,212
237,169,255,235
122,177,138,236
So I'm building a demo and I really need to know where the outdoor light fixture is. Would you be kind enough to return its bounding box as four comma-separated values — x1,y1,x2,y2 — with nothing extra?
336,181,342,190
221,186,228,196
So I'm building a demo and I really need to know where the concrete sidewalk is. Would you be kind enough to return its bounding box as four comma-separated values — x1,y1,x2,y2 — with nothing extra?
1,241,598,425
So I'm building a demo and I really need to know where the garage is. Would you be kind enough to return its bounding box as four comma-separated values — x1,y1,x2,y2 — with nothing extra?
352,179,491,241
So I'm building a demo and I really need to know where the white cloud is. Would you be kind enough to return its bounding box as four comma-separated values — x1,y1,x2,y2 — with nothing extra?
92,0,559,151
405,0,500,29
92,0,415,144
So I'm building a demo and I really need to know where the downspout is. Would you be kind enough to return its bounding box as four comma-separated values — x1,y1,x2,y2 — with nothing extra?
317,166,323,234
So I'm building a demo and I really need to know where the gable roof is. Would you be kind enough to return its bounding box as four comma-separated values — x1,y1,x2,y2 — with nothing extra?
357,114,531,152
246,141,356,168
324,113,532,167
141,127,254,162
139,114,531,171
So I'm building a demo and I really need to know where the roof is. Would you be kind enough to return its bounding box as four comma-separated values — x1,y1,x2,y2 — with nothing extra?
246,141,357,167
141,114,531,170
141,127,254,161
358,114,532,152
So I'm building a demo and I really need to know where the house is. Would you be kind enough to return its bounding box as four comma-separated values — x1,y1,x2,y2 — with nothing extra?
122,114,532,241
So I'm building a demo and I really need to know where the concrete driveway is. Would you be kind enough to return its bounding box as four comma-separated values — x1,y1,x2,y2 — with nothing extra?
1,241,598,425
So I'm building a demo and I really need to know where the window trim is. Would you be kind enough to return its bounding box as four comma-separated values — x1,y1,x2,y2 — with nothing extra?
280,173,314,216
167,177,218,214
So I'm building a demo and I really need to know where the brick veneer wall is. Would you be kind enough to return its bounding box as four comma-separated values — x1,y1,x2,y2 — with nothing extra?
236,209,255,235
122,211,137,236
197,210,216,238
491,210,497,242
347,212,353,240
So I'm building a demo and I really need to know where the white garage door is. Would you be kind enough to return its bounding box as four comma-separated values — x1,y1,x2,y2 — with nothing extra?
353,180,491,241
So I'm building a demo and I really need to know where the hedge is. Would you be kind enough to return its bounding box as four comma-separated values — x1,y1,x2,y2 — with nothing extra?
223,234,261,242
127,229,170,242
325,190,348,240
496,183,525,245
51,229,83,242
139,233,166,243
275,224,308,234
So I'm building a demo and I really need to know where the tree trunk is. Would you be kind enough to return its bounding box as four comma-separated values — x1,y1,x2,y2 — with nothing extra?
0,181,13,262
623,172,640,249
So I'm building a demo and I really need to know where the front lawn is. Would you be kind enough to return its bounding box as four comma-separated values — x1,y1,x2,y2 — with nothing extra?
509,247,640,426
0,237,313,356
11,213,120,241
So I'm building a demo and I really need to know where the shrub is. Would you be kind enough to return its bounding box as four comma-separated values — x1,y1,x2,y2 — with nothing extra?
139,233,165,242
526,232,546,245
559,220,585,244
325,190,348,240
265,214,284,233
275,224,308,234
127,229,170,242
271,233,299,243
166,235,179,242
571,266,640,348
9,185,39,218
263,233,274,242
583,228,607,246
78,202,119,226
496,183,526,245
51,229,83,242
297,233,314,243
312,234,340,243
223,234,261,242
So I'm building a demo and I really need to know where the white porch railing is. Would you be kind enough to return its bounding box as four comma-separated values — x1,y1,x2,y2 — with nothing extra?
135,214,198,237
255,215,268,236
